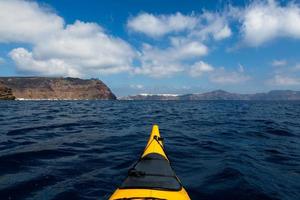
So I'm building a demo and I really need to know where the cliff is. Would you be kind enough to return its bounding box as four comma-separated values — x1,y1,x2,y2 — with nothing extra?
0,77,116,100
120,90,300,100
0,81,15,100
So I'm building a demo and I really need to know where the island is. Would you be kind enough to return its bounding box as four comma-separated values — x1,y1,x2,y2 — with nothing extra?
1,78,300,101
0,77,116,100
120,90,300,101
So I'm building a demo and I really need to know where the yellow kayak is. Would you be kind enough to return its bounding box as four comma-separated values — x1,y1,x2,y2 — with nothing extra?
109,125,191,200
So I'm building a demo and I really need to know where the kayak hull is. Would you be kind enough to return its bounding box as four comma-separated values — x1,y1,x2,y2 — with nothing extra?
109,125,190,200
109,188,190,200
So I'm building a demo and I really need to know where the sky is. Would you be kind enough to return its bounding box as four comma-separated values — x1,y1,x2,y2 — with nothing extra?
0,0,300,96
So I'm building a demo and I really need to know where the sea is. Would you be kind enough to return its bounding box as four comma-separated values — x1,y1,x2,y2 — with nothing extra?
0,100,299,200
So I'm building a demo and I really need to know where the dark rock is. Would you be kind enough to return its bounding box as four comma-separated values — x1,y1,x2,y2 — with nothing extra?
0,81,15,100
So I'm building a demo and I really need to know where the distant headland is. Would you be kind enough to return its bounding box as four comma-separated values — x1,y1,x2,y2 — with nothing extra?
120,90,300,101
1,77,300,101
0,77,116,100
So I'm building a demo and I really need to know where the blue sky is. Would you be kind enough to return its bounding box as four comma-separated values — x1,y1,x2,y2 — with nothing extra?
0,0,300,96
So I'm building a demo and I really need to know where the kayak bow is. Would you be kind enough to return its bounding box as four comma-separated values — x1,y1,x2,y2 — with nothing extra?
109,125,190,200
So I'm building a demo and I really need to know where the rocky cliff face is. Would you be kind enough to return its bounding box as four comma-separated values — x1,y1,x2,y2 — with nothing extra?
0,77,116,100
0,81,15,100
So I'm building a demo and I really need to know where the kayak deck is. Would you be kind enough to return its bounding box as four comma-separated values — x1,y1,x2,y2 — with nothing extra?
109,125,190,200
120,153,181,191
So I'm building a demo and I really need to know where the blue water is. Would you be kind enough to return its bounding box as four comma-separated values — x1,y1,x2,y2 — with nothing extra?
0,101,300,200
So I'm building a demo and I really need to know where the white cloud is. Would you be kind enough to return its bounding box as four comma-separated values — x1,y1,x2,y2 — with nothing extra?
169,37,208,59
128,11,232,41
214,25,231,40
9,48,80,77
134,39,208,77
189,61,214,77
127,10,234,78
1,0,135,77
190,12,232,41
4,0,300,84
0,0,64,43
268,74,300,85
31,20,135,75
240,0,300,46
127,12,197,37
1,1,234,79
127,11,232,78
272,59,287,67
210,67,251,84
134,58,183,78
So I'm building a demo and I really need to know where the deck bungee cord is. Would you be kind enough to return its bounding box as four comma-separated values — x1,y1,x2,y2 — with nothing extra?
109,125,190,200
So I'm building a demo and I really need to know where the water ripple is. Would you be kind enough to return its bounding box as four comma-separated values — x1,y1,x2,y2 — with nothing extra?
0,100,300,200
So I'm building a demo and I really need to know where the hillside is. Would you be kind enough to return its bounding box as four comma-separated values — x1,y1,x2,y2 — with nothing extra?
120,90,300,100
0,77,116,100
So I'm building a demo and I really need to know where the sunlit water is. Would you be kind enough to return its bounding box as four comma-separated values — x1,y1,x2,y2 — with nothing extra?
0,101,299,200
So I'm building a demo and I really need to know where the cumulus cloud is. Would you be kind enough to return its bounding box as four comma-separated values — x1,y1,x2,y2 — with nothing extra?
189,61,214,77
0,0,64,43
0,1,234,79
127,0,300,48
240,0,300,46
168,37,208,59
31,21,134,75
128,11,232,41
190,12,232,41
0,0,135,77
3,0,300,83
127,11,232,77
134,39,208,77
134,45,184,78
127,12,197,37
9,48,80,77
